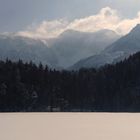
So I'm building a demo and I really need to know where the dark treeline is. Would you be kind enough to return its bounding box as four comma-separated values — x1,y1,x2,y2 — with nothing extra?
1,52,140,112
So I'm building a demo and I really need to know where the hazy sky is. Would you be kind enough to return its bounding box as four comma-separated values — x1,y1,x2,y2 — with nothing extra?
1,0,140,39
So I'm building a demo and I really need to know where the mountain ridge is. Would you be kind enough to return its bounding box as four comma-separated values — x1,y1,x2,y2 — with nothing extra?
0,29,121,69
70,24,140,70
50,29,120,68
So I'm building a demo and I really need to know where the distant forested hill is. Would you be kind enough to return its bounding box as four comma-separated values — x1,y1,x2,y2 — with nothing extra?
1,51,140,112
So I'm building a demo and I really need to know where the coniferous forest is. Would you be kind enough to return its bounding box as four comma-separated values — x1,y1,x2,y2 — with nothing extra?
1,52,140,112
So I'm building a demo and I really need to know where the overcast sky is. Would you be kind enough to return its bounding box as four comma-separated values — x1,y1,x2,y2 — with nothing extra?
1,0,140,38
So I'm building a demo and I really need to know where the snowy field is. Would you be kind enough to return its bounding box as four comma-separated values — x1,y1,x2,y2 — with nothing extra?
0,113,140,140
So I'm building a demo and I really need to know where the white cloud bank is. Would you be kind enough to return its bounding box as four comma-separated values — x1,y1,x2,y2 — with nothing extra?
18,7,140,39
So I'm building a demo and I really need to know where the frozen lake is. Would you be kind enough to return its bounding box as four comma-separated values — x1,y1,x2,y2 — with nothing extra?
0,113,140,140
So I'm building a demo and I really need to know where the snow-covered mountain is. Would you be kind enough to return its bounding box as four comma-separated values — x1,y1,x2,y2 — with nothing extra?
50,29,120,68
71,24,140,70
0,29,120,69
0,34,58,68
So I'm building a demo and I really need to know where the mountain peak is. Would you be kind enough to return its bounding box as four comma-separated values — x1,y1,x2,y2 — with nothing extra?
134,24,140,28
59,29,80,37
59,29,119,39
130,24,140,34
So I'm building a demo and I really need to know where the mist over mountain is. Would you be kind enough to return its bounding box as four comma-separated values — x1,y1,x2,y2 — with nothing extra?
71,24,140,70
0,34,58,68
49,29,120,68
0,29,120,69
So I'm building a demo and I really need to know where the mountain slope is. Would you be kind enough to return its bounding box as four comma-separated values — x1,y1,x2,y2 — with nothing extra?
71,24,140,70
0,29,120,69
50,29,120,68
0,34,58,68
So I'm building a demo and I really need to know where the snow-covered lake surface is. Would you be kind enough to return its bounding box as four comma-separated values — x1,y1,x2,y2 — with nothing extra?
0,113,140,140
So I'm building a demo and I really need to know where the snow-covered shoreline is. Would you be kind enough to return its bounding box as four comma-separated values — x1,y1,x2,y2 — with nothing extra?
0,113,140,140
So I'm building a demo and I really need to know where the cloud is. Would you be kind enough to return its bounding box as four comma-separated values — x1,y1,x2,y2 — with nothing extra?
67,7,119,33
18,20,69,39
17,7,140,39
